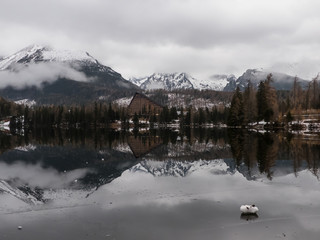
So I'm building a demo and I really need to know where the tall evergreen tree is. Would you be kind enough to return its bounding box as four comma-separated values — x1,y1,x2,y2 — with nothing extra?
228,87,244,126
243,80,257,124
256,74,278,122
257,81,268,121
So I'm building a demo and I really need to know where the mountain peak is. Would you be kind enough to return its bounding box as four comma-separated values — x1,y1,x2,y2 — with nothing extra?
21,44,51,52
138,72,195,91
129,72,235,91
0,45,98,71
0,45,138,104
223,68,309,91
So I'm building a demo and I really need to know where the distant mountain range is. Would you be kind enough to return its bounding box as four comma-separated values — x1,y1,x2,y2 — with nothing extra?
0,45,315,106
128,158,304,181
130,70,310,92
130,159,236,177
129,73,236,91
0,45,138,104
223,69,310,91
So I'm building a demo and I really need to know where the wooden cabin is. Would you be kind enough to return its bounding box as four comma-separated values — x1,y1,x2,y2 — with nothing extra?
128,92,163,116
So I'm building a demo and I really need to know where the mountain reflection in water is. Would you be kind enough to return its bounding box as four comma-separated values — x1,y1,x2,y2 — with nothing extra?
0,128,319,208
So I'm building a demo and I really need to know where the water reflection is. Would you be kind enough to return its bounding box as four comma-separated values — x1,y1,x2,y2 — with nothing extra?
228,129,320,180
128,134,163,158
0,128,320,207
1,128,320,239
240,213,259,221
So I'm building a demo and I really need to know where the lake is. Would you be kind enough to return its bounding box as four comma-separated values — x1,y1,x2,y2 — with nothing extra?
0,128,320,240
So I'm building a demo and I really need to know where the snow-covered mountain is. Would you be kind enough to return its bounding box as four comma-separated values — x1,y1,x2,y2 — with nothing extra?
129,72,235,91
0,44,138,104
0,179,44,205
268,62,320,81
133,73,194,91
130,159,236,177
205,74,236,91
0,44,119,77
128,76,148,87
224,69,310,91
130,69,311,92
129,158,309,182
1,45,89,69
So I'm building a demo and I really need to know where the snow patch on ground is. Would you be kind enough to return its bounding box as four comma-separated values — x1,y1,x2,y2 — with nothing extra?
167,93,227,109
113,96,133,107
14,144,37,152
14,99,36,107
113,143,132,153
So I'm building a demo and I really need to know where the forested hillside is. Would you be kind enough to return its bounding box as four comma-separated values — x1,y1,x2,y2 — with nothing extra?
228,74,320,127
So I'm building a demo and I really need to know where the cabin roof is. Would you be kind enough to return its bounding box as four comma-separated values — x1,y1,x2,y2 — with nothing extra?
128,92,164,108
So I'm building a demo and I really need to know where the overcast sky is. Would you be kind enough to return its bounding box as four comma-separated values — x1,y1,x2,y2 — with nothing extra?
1,0,320,80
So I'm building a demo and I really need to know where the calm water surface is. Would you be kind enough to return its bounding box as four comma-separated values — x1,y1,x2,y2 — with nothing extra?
0,128,320,239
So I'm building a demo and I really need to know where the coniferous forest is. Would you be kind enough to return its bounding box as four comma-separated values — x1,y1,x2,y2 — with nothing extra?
227,74,320,128
0,73,319,132
0,95,228,132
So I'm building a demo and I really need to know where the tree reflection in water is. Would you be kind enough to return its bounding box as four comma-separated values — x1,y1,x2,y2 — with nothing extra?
228,129,320,180
0,128,320,189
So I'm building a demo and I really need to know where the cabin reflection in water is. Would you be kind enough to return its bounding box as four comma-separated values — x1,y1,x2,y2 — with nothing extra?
128,135,163,158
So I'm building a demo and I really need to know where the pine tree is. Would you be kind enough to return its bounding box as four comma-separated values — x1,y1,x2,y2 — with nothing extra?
257,81,268,121
256,74,278,122
185,107,192,126
310,75,319,109
265,74,278,122
228,87,244,126
198,108,206,126
243,80,257,124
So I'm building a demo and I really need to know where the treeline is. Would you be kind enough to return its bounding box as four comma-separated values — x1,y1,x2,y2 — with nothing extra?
1,101,128,130
146,89,233,106
228,74,320,126
1,97,229,131
134,105,228,128
26,102,128,129
228,129,320,179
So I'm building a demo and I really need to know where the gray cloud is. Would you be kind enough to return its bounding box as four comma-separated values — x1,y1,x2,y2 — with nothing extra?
0,161,92,188
1,0,320,80
0,62,91,89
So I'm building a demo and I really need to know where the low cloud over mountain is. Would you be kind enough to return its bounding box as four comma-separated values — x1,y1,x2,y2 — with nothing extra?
0,62,91,89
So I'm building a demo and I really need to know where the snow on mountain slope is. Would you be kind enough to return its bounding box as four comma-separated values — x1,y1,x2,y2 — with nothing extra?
0,44,98,71
203,74,236,91
128,76,148,87
0,45,138,104
0,44,122,79
42,48,97,64
129,72,236,91
268,62,320,81
224,69,310,91
0,180,43,205
140,73,194,90
130,159,234,177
